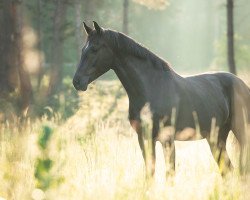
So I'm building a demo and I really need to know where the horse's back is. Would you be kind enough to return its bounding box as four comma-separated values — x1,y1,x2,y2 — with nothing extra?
186,72,249,106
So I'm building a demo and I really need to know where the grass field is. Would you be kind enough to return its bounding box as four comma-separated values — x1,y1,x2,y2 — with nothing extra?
0,75,250,200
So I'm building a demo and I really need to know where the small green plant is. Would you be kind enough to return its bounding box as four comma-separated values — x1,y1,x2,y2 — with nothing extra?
34,125,63,191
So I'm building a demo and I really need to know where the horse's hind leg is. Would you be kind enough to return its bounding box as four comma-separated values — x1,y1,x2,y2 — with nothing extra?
231,132,246,174
230,78,250,174
216,143,232,175
210,126,232,173
217,146,223,165
231,127,246,174
231,99,247,174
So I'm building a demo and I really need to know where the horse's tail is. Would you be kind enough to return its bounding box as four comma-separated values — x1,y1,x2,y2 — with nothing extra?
247,86,250,123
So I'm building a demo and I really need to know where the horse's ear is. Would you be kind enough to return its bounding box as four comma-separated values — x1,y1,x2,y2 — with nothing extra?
83,22,93,35
93,21,103,35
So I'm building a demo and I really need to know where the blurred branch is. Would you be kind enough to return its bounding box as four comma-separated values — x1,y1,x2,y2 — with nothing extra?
133,0,169,10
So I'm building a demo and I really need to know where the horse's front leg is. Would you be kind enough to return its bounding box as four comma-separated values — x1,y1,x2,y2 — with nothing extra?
130,119,146,164
151,115,160,175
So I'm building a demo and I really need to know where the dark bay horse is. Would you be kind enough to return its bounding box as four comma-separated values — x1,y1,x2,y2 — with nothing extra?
73,21,250,174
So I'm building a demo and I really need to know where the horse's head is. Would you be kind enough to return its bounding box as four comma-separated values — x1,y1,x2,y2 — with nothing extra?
73,21,114,91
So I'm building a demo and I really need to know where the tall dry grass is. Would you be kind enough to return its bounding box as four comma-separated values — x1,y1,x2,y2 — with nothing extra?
0,80,249,200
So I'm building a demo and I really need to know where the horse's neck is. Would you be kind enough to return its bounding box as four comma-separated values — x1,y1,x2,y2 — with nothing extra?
113,55,146,101
113,54,170,103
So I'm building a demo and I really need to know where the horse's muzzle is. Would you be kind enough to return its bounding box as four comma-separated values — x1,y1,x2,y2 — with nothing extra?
73,76,89,91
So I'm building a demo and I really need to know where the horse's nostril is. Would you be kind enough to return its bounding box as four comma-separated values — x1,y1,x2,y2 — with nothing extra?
73,78,80,88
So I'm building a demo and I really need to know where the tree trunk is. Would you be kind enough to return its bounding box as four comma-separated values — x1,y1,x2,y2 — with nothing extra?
75,0,95,57
47,0,67,97
0,0,19,94
123,0,129,34
36,0,43,90
16,1,33,112
227,0,236,74
0,0,32,113
74,0,83,59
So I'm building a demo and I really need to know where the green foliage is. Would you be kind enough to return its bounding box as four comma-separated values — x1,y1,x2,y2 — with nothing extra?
35,124,64,191
31,70,79,119
213,35,250,71
34,158,53,190
44,74,78,119
61,75,79,118
38,125,53,150
0,98,17,122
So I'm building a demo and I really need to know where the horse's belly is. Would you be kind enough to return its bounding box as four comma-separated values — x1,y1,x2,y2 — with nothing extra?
175,105,224,137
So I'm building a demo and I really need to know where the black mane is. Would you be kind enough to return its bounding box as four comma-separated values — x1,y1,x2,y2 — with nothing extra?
103,29,171,71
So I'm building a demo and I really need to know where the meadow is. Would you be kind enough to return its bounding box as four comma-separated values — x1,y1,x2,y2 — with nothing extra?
0,77,250,200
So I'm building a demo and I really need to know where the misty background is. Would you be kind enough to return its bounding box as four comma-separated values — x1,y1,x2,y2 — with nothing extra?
24,0,250,73
0,0,249,118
